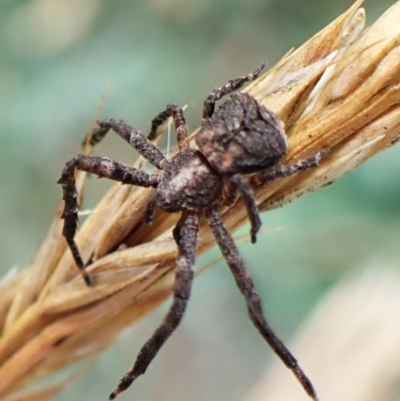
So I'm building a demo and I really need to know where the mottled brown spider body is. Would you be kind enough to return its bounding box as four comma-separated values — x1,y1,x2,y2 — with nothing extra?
196,92,287,175
155,149,223,212
58,63,326,400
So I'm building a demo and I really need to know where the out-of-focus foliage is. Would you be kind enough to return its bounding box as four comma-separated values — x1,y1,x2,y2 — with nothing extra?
0,1,398,401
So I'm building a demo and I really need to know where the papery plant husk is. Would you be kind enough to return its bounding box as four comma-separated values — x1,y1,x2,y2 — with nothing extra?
2,0,400,399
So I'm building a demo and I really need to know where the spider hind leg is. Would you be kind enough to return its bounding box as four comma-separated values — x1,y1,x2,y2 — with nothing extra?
205,205,318,401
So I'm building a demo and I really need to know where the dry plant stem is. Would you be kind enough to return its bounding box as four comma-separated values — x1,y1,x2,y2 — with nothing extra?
0,264,174,394
4,88,111,326
2,1,400,399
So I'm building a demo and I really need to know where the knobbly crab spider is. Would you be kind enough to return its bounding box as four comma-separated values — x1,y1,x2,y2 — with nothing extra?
58,63,326,400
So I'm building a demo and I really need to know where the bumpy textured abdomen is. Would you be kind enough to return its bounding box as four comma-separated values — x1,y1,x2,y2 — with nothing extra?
195,93,287,175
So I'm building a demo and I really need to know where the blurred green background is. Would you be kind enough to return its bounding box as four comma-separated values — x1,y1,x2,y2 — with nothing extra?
1,0,399,400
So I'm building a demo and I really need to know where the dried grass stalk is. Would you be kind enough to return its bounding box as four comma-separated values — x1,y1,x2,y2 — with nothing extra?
2,0,400,399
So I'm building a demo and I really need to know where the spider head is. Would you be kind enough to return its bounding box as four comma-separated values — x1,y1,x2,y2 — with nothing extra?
155,149,224,212
195,93,287,176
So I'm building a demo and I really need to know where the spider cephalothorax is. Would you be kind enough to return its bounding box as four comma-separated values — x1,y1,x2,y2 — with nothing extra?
58,63,326,400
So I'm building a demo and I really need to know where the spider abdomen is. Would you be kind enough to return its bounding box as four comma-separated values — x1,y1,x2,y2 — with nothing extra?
196,93,287,175
156,149,223,212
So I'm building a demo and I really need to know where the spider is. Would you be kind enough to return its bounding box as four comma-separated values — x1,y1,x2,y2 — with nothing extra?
58,63,326,400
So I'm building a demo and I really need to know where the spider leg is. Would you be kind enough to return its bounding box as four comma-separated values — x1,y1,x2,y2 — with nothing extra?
230,175,261,244
143,192,157,225
148,104,190,151
109,210,201,400
202,62,265,125
220,176,261,244
57,155,159,286
219,178,239,208
205,205,318,401
85,119,167,169
254,149,329,185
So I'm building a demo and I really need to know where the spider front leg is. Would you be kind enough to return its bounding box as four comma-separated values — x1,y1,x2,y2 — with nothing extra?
58,155,159,286
205,206,318,401
202,62,265,125
110,210,201,400
148,104,190,151
85,119,167,169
